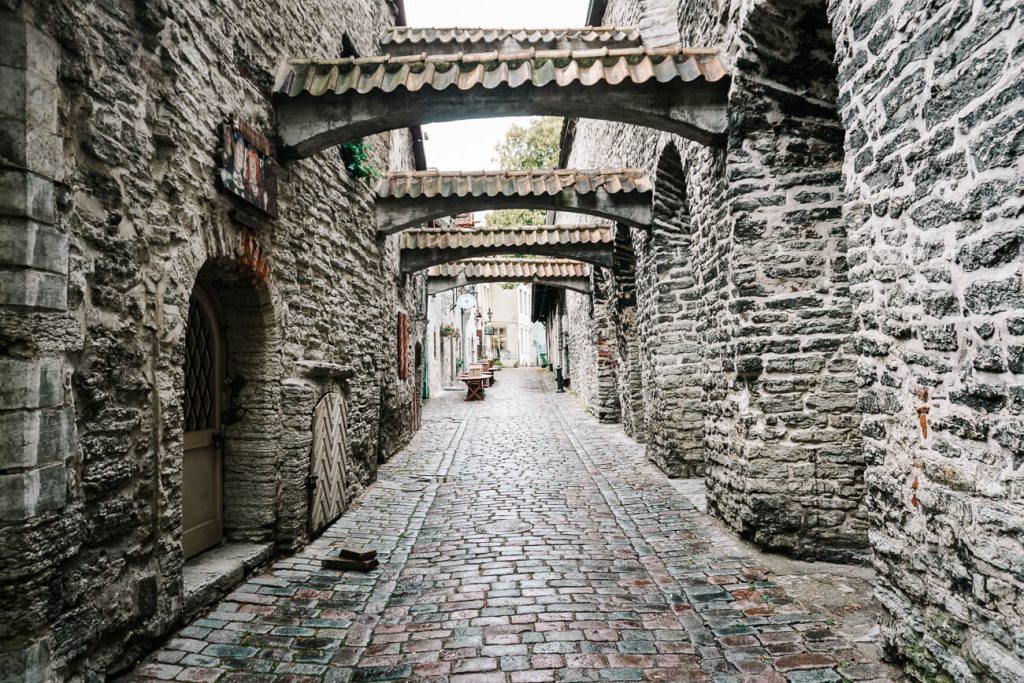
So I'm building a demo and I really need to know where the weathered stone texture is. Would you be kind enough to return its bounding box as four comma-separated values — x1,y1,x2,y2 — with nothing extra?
567,0,867,559
559,0,1023,679
828,0,1024,679
0,0,423,679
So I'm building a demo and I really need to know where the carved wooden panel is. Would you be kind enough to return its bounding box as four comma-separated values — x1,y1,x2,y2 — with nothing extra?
309,392,351,536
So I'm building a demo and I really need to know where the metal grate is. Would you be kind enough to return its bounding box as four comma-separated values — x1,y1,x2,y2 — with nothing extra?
184,297,215,432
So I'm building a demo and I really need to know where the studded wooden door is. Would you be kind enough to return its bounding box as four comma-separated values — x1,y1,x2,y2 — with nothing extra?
309,392,351,536
182,286,223,559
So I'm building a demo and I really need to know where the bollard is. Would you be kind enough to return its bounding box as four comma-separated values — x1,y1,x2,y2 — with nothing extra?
555,366,565,393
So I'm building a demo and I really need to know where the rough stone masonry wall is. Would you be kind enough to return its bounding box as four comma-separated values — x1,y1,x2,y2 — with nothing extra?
826,0,1024,679
633,147,706,477
565,284,600,412
0,0,422,679
563,0,867,558
559,0,1024,678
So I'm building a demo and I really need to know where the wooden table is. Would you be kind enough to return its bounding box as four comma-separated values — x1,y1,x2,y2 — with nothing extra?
459,375,486,401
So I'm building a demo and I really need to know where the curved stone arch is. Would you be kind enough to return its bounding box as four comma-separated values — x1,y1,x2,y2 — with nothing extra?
163,224,288,560
631,141,706,478
709,0,862,562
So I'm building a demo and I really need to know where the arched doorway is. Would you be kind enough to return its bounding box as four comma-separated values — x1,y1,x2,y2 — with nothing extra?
182,284,224,559
177,257,285,554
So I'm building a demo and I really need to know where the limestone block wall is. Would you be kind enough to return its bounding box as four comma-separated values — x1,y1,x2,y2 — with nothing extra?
827,0,1024,679
558,0,1024,677
0,0,422,679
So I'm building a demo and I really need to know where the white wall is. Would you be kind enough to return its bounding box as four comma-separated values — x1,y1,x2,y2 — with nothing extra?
474,283,534,366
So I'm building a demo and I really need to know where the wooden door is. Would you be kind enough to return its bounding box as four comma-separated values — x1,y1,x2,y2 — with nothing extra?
182,287,223,559
309,392,351,536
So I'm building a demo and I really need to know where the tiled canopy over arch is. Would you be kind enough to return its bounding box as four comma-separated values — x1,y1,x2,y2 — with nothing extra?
400,225,614,273
376,169,652,234
426,258,591,296
272,27,729,157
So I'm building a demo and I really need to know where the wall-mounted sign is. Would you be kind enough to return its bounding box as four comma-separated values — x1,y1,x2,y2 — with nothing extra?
220,120,278,217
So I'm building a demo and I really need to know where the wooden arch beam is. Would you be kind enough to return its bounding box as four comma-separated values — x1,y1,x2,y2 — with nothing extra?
274,47,729,158
400,225,614,274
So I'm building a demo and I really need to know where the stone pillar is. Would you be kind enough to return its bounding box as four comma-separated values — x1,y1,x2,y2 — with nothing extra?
0,13,68,682
591,271,621,423
609,228,646,441
702,0,866,562
635,146,705,478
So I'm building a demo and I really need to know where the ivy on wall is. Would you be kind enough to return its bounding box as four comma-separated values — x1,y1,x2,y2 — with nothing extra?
339,141,381,184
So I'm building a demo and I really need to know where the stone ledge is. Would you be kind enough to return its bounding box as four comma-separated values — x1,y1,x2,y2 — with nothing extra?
182,542,274,619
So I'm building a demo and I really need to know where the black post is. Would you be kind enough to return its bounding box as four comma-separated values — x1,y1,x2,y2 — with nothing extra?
555,366,565,393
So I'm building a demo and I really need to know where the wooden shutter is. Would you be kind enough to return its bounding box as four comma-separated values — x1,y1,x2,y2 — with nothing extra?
398,311,409,380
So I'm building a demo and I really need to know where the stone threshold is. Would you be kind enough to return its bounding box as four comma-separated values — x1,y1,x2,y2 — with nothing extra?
182,542,274,619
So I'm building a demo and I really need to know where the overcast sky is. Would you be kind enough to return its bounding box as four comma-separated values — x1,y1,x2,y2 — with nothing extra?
405,0,590,171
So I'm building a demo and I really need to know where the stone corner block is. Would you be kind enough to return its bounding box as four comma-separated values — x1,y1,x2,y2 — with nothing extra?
0,169,55,223
0,218,67,273
0,407,72,470
0,14,59,79
0,638,51,683
0,356,63,409
0,462,66,522
0,268,67,310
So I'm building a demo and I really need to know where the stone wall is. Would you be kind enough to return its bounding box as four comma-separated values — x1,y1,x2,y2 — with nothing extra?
0,0,422,679
565,285,600,413
827,0,1024,679
558,0,1024,678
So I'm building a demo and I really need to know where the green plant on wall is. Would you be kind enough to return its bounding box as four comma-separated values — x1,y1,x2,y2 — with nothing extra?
339,141,380,184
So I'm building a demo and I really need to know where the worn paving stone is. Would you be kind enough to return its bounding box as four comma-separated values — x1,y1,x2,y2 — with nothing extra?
123,370,895,681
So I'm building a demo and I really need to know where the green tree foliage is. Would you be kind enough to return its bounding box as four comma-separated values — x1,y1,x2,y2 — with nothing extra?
486,117,562,227
493,117,562,169
485,208,548,227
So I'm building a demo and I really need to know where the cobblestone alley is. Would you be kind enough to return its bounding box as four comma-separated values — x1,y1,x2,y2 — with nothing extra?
123,370,897,683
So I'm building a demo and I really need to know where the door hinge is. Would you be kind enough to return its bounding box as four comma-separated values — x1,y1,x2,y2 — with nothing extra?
306,474,318,490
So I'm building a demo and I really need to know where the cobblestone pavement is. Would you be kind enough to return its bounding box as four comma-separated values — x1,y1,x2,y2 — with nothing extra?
123,369,898,682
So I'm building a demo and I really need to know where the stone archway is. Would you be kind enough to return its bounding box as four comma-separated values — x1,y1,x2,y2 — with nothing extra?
705,0,863,562
607,227,646,442
183,259,284,549
633,142,705,477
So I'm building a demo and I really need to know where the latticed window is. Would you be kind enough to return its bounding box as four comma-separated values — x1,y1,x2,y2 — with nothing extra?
184,297,216,432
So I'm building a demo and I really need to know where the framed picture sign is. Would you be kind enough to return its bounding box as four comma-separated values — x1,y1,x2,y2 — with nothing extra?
220,120,278,217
